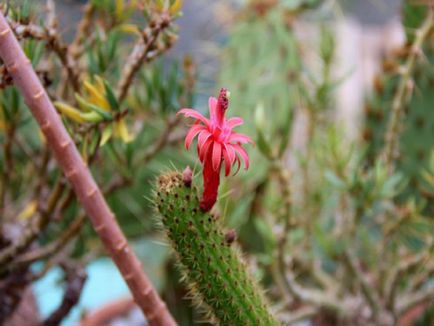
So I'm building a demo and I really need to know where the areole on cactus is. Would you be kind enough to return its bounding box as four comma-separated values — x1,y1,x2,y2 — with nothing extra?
178,88,253,211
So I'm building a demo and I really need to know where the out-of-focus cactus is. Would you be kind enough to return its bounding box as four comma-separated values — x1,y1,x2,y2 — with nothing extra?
155,171,279,325
363,3,434,204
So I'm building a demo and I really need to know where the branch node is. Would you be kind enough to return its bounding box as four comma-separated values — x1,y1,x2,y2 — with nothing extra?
147,302,167,320
86,187,97,198
125,273,134,281
0,27,10,37
94,224,105,232
65,168,77,179
60,139,71,149
115,240,128,252
41,120,51,131
143,286,152,297
7,61,18,72
33,89,44,100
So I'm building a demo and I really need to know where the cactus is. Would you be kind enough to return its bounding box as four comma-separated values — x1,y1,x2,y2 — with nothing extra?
363,3,434,204
155,172,279,325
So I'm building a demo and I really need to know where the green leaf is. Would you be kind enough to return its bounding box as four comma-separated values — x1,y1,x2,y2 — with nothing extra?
278,104,293,158
75,94,113,121
324,170,347,190
256,128,273,159
103,80,120,111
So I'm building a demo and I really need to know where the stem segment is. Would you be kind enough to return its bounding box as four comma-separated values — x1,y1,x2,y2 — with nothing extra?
381,11,433,171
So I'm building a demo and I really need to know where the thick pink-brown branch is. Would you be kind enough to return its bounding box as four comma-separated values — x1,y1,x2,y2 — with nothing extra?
0,11,176,326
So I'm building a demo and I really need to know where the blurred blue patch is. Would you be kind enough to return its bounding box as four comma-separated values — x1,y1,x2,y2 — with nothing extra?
33,238,169,326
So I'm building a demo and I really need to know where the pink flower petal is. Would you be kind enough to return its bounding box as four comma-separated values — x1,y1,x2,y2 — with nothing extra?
227,117,244,129
233,144,249,170
229,133,254,144
198,130,212,150
223,143,236,165
212,142,222,172
178,108,210,125
208,97,218,122
222,146,231,176
233,155,241,175
199,137,213,162
178,91,253,190
185,125,205,150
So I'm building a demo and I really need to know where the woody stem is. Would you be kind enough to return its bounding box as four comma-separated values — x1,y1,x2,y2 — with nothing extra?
0,11,176,326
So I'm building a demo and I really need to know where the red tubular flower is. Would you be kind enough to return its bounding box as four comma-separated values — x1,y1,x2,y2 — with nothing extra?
178,88,253,211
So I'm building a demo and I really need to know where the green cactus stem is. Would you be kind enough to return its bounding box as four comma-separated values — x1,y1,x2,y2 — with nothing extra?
363,5,434,211
155,172,279,325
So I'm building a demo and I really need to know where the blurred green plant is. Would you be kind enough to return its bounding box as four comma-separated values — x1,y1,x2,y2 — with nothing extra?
214,0,434,325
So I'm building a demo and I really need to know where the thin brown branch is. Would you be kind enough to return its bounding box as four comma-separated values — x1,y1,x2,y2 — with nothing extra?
42,260,87,326
0,266,32,324
292,255,339,292
272,161,298,303
407,258,434,293
12,213,87,267
8,17,81,92
135,114,181,165
0,179,66,270
343,249,382,319
0,115,15,216
69,2,95,62
384,249,431,310
0,12,176,325
116,13,174,104
278,305,319,325
0,63,12,88
396,286,434,316
381,11,433,171
44,28,81,92
283,269,343,313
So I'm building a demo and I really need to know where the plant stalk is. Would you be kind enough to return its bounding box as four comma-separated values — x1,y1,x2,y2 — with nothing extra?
0,11,176,326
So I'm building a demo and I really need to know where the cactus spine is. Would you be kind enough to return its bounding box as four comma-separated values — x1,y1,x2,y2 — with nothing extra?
155,172,279,325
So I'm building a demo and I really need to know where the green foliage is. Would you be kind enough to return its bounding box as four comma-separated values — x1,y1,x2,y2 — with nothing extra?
8,0,33,23
88,31,122,75
220,6,300,132
155,172,278,325
134,62,188,116
363,2,434,205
